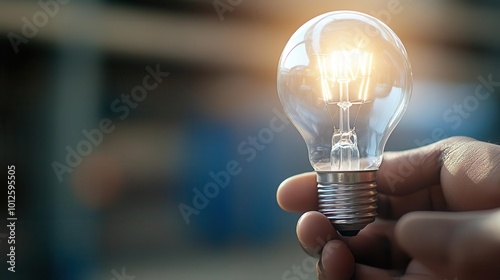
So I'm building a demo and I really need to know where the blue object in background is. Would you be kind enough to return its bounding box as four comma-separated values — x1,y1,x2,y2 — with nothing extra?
182,118,236,246
178,105,311,246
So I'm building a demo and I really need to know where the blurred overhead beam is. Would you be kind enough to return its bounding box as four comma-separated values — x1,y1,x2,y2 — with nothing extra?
173,0,500,49
0,1,285,71
0,1,499,81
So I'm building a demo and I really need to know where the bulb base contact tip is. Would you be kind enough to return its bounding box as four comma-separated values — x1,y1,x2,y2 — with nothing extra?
317,170,378,237
338,230,360,237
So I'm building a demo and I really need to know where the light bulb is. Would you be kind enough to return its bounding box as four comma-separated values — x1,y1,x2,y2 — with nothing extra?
277,11,412,236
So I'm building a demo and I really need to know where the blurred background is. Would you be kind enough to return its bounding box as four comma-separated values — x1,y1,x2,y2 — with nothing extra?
1,0,500,279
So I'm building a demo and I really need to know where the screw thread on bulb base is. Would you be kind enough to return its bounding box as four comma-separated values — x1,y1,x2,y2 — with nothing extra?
317,171,378,236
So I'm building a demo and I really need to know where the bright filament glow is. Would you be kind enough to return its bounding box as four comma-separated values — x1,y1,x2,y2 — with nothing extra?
319,51,373,105
318,51,374,170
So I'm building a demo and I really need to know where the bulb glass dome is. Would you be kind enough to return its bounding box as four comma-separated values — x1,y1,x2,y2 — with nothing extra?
277,11,412,171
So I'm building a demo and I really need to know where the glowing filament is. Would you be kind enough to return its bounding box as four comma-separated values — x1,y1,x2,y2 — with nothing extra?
318,50,373,104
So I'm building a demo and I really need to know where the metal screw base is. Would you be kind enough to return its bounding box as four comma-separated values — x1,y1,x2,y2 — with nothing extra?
317,171,378,236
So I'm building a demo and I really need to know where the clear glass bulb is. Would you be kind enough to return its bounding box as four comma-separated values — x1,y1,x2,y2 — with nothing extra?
277,11,412,236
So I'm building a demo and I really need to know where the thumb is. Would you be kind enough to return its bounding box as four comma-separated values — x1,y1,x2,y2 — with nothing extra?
396,210,500,280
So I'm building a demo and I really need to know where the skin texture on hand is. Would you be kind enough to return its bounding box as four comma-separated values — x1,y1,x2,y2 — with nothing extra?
277,137,500,280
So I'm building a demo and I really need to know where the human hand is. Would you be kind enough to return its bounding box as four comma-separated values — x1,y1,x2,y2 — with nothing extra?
277,137,500,280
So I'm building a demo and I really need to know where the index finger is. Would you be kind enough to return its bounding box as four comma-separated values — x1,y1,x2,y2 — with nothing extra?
277,172,317,213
